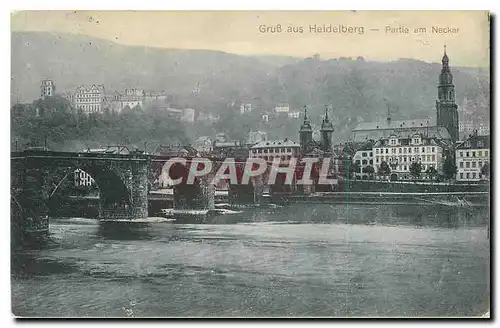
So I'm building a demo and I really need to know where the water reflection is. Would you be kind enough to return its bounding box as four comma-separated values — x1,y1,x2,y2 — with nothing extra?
97,221,153,241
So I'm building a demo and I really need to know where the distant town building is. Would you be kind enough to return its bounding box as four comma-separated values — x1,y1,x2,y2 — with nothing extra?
213,140,248,158
181,108,196,123
274,104,290,114
459,120,490,139
288,111,300,119
75,84,106,114
455,133,490,182
40,80,55,98
249,139,300,163
373,133,444,181
247,131,267,145
74,169,94,187
262,114,269,123
110,90,143,113
240,103,253,114
352,142,374,180
197,111,219,122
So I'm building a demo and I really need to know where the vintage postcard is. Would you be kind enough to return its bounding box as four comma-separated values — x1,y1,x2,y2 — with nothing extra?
10,10,490,318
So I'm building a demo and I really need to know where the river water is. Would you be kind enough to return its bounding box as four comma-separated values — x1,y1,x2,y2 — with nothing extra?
11,203,490,317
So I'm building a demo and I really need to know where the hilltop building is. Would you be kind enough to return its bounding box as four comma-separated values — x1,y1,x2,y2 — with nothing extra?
40,80,55,98
74,84,106,114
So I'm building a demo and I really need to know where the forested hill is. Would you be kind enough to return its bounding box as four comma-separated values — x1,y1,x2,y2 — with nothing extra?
12,31,490,141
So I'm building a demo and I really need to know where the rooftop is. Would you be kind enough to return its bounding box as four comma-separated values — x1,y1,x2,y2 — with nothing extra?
251,139,300,149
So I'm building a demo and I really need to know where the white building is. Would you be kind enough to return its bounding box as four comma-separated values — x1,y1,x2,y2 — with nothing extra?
75,84,106,114
240,103,253,114
275,104,290,114
352,144,374,180
249,139,300,163
40,80,55,98
455,134,490,182
288,111,300,119
373,133,444,181
74,169,94,187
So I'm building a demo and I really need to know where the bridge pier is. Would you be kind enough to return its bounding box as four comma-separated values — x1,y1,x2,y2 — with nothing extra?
228,176,265,205
173,174,216,210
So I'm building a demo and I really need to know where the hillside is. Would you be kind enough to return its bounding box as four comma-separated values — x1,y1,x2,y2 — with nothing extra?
11,31,490,141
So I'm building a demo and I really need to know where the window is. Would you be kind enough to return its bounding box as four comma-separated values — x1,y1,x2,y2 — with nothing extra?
459,161,463,168
478,151,482,157
466,152,470,157
362,160,368,165
403,148,407,154
269,156,274,161
369,152,373,157
432,147,435,153
472,151,476,157
466,162,470,168
459,151,463,157
287,148,291,152
385,149,388,154
355,160,361,164
370,160,373,164
258,149,262,153
460,173,464,179
472,173,476,179
376,158,379,163
466,173,470,179
376,149,379,154
472,161,476,168
392,148,395,154
485,151,489,157
408,148,412,154
422,147,425,153
479,161,483,167
264,149,268,153
399,148,402,154
432,155,435,161
362,152,367,157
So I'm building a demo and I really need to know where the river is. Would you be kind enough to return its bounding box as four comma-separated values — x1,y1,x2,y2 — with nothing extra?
11,203,490,317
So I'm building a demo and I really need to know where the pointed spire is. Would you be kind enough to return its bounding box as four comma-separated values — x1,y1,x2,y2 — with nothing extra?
444,44,447,56
324,105,329,121
303,105,309,123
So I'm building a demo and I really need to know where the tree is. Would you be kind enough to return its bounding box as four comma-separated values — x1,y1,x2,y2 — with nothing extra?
443,157,457,180
378,161,391,176
409,162,422,179
481,163,490,179
364,165,375,179
426,166,439,180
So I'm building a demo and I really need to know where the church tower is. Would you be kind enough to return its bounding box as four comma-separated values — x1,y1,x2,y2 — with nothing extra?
299,105,313,154
436,46,459,142
320,105,334,153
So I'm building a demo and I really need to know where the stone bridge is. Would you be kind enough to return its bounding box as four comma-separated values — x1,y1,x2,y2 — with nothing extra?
11,149,327,237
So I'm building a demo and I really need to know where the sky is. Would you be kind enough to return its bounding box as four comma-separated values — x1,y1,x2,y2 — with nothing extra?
11,10,490,67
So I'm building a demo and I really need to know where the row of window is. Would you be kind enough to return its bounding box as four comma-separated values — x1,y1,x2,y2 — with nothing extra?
458,150,488,158
355,159,374,165
375,147,436,155
251,148,294,154
76,98,102,103
462,141,486,148
458,161,487,169
250,154,292,161
375,155,436,164
459,172,481,180
389,138,422,146
77,105,101,111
